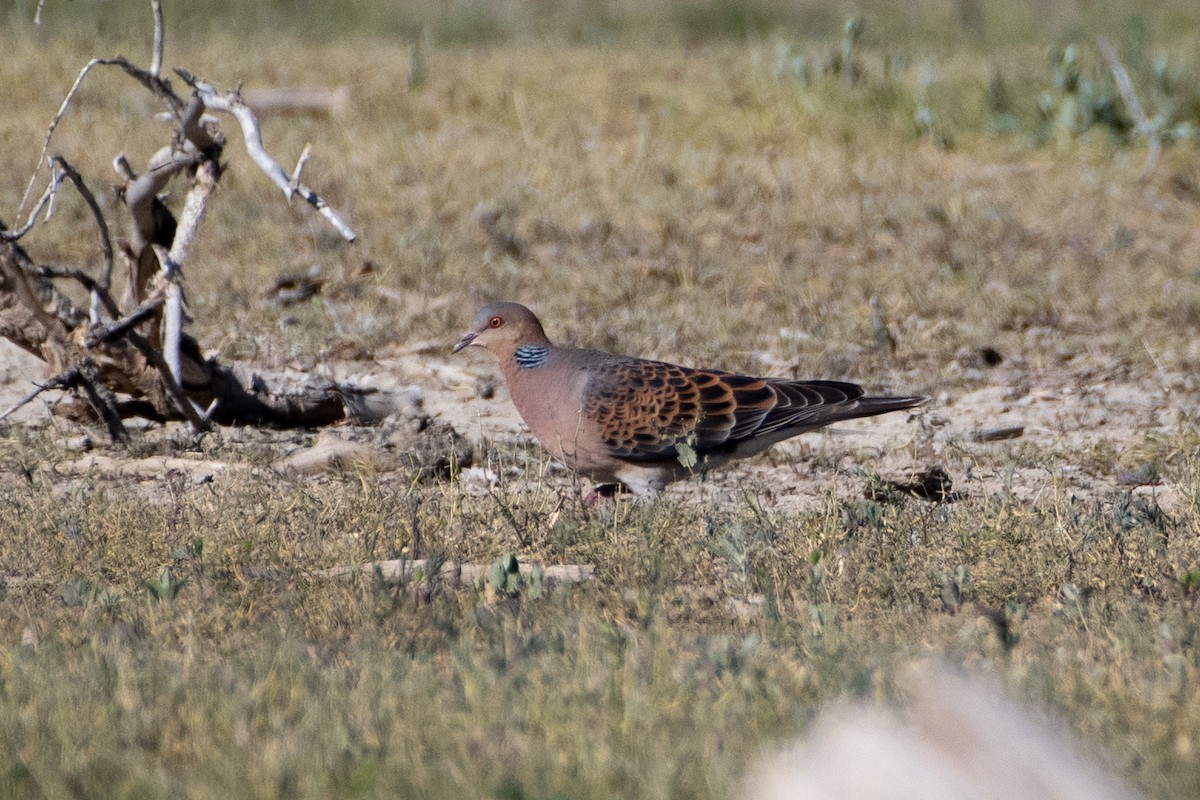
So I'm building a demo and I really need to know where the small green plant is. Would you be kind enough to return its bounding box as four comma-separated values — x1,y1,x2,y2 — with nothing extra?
145,568,188,602
773,15,869,87
940,563,969,612
674,433,699,471
61,577,120,608
1038,44,1131,145
485,553,544,600
1180,568,1200,596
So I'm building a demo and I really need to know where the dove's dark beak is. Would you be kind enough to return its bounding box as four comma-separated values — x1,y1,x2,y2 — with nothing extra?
451,331,477,354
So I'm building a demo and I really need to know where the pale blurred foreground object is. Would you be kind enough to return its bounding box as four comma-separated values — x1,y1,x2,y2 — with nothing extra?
741,663,1142,800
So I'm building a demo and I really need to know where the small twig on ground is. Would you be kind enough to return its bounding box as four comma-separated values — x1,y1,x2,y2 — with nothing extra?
1097,37,1161,183
0,368,80,422
176,69,357,242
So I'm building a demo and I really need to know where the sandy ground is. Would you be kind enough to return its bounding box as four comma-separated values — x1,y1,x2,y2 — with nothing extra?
0,333,1191,516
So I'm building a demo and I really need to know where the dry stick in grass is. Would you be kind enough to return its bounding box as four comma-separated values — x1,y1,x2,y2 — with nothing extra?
1097,37,1162,184
76,359,130,444
313,558,597,588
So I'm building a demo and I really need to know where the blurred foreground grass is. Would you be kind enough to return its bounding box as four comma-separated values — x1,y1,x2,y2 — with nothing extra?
1,1,1200,797
0,453,1198,798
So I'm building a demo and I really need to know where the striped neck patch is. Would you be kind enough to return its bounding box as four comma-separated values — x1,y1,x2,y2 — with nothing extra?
513,344,550,368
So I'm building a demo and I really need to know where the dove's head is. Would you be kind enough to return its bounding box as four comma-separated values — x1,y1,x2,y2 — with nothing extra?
452,302,551,358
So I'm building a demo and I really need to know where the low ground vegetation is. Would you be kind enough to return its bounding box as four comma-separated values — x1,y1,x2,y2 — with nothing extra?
1,3,1199,797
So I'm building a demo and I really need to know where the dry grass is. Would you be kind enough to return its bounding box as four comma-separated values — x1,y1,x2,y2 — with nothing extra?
1,3,1200,798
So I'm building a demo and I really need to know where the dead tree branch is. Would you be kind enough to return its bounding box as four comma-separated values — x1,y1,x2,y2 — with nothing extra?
0,3,394,439
77,359,130,444
1,166,65,242
85,291,166,347
52,157,115,323
150,0,165,79
20,56,183,213
0,367,79,422
289,143,314,200
176,69,357,242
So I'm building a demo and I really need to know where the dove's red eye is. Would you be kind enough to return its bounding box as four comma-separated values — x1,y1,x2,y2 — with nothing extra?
489,316,503,328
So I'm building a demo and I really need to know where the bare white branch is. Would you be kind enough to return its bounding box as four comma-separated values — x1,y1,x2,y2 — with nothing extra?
163,277,184,383
150,0,165,78
168,157,218,269
149,244,205,431
178,70,357,242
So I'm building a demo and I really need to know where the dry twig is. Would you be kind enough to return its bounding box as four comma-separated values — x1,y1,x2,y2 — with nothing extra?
177,69,357,241
289,143,313,200
1,167,66,242
51,157,115,323
0,368,79,422
150,0,165,78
